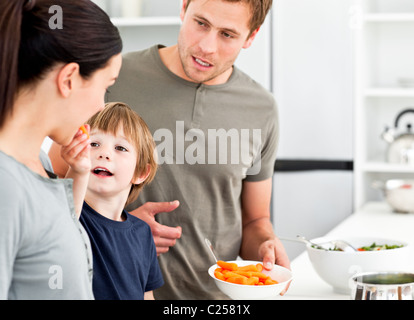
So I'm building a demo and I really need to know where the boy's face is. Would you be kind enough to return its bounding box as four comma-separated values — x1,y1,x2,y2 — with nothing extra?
87,127,138,199
177,0,258,85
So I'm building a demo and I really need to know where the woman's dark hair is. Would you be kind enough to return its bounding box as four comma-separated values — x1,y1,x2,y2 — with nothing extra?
0,0,123,128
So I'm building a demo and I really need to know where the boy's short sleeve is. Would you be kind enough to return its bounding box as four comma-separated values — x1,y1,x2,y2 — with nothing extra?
144,230,164,292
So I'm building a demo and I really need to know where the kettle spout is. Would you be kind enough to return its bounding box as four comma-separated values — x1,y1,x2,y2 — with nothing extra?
381,126,394,143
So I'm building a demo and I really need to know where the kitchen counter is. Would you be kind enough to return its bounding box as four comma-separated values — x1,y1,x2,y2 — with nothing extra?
277,202,414,300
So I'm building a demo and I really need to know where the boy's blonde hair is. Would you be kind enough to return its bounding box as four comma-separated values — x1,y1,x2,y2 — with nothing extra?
87,102,157,206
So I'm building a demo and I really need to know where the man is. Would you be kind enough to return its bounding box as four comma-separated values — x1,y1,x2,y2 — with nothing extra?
50,0,290,300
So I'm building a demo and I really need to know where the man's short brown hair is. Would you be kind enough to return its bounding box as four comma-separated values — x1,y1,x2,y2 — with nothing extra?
184,0,273,36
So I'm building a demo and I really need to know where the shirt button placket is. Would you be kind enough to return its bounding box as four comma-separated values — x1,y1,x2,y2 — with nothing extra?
192,85,205,129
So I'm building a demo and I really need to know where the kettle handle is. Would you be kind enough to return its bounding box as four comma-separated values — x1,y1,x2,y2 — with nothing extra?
394,108,414,129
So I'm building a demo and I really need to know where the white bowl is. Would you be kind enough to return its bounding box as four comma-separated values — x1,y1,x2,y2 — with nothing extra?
307,236,411,294
208,260,293,300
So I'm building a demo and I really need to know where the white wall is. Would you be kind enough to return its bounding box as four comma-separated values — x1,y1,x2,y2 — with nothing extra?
271,0,355,260
272,0,354,160
235,16,272,91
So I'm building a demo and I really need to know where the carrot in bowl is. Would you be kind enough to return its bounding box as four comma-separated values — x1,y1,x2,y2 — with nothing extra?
214,261,278,286
217,260,238,271
237,264,259,272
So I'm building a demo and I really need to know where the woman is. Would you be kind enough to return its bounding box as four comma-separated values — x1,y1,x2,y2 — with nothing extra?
0,0,122,299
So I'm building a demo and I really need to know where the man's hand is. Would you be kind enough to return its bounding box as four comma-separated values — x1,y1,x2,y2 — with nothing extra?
259,237,290,271
129,201,182,255
258,237,291,295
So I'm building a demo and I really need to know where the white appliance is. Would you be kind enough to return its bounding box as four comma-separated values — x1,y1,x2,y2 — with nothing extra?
271,0,355,259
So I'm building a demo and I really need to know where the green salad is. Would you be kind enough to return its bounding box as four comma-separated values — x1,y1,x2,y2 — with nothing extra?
356,242,403,251
312,242,403,251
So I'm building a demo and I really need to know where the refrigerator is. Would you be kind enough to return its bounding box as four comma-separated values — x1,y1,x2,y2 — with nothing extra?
271,0,355,260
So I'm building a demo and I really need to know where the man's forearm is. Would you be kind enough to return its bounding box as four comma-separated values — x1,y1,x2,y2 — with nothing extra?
239,216,275,260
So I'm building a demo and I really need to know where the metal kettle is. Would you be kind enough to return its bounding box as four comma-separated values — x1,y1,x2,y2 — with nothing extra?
382,108,414,164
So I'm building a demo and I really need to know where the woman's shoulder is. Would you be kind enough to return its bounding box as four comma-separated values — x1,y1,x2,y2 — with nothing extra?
0,153,26,191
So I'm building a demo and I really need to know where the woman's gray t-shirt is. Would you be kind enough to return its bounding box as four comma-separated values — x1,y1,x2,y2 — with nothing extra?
0,151,93,299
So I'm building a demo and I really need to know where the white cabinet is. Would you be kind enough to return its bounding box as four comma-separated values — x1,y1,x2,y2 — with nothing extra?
353,0,414,208
95,0,182,53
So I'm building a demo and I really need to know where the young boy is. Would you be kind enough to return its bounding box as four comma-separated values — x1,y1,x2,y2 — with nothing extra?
62,102,163,300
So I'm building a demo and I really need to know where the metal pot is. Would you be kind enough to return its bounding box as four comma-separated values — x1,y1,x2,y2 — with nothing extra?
372,179,414,213
351,272,414,300
382,108,414,164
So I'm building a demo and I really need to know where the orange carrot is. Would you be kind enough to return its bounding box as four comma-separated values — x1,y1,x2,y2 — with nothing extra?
226,276,248,285
237,264,258,272
214,270,226,281
79,125,89,138
232,270,252,277
217,260,238,271
246,276,259,286
222,271,247,279
249,271,269,280
265,278,278,285
214,261,278,286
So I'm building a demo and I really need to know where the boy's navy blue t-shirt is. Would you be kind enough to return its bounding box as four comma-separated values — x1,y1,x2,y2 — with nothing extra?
80,202,164,300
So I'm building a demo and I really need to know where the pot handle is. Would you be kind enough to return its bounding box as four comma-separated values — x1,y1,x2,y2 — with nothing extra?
394,108,414,129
